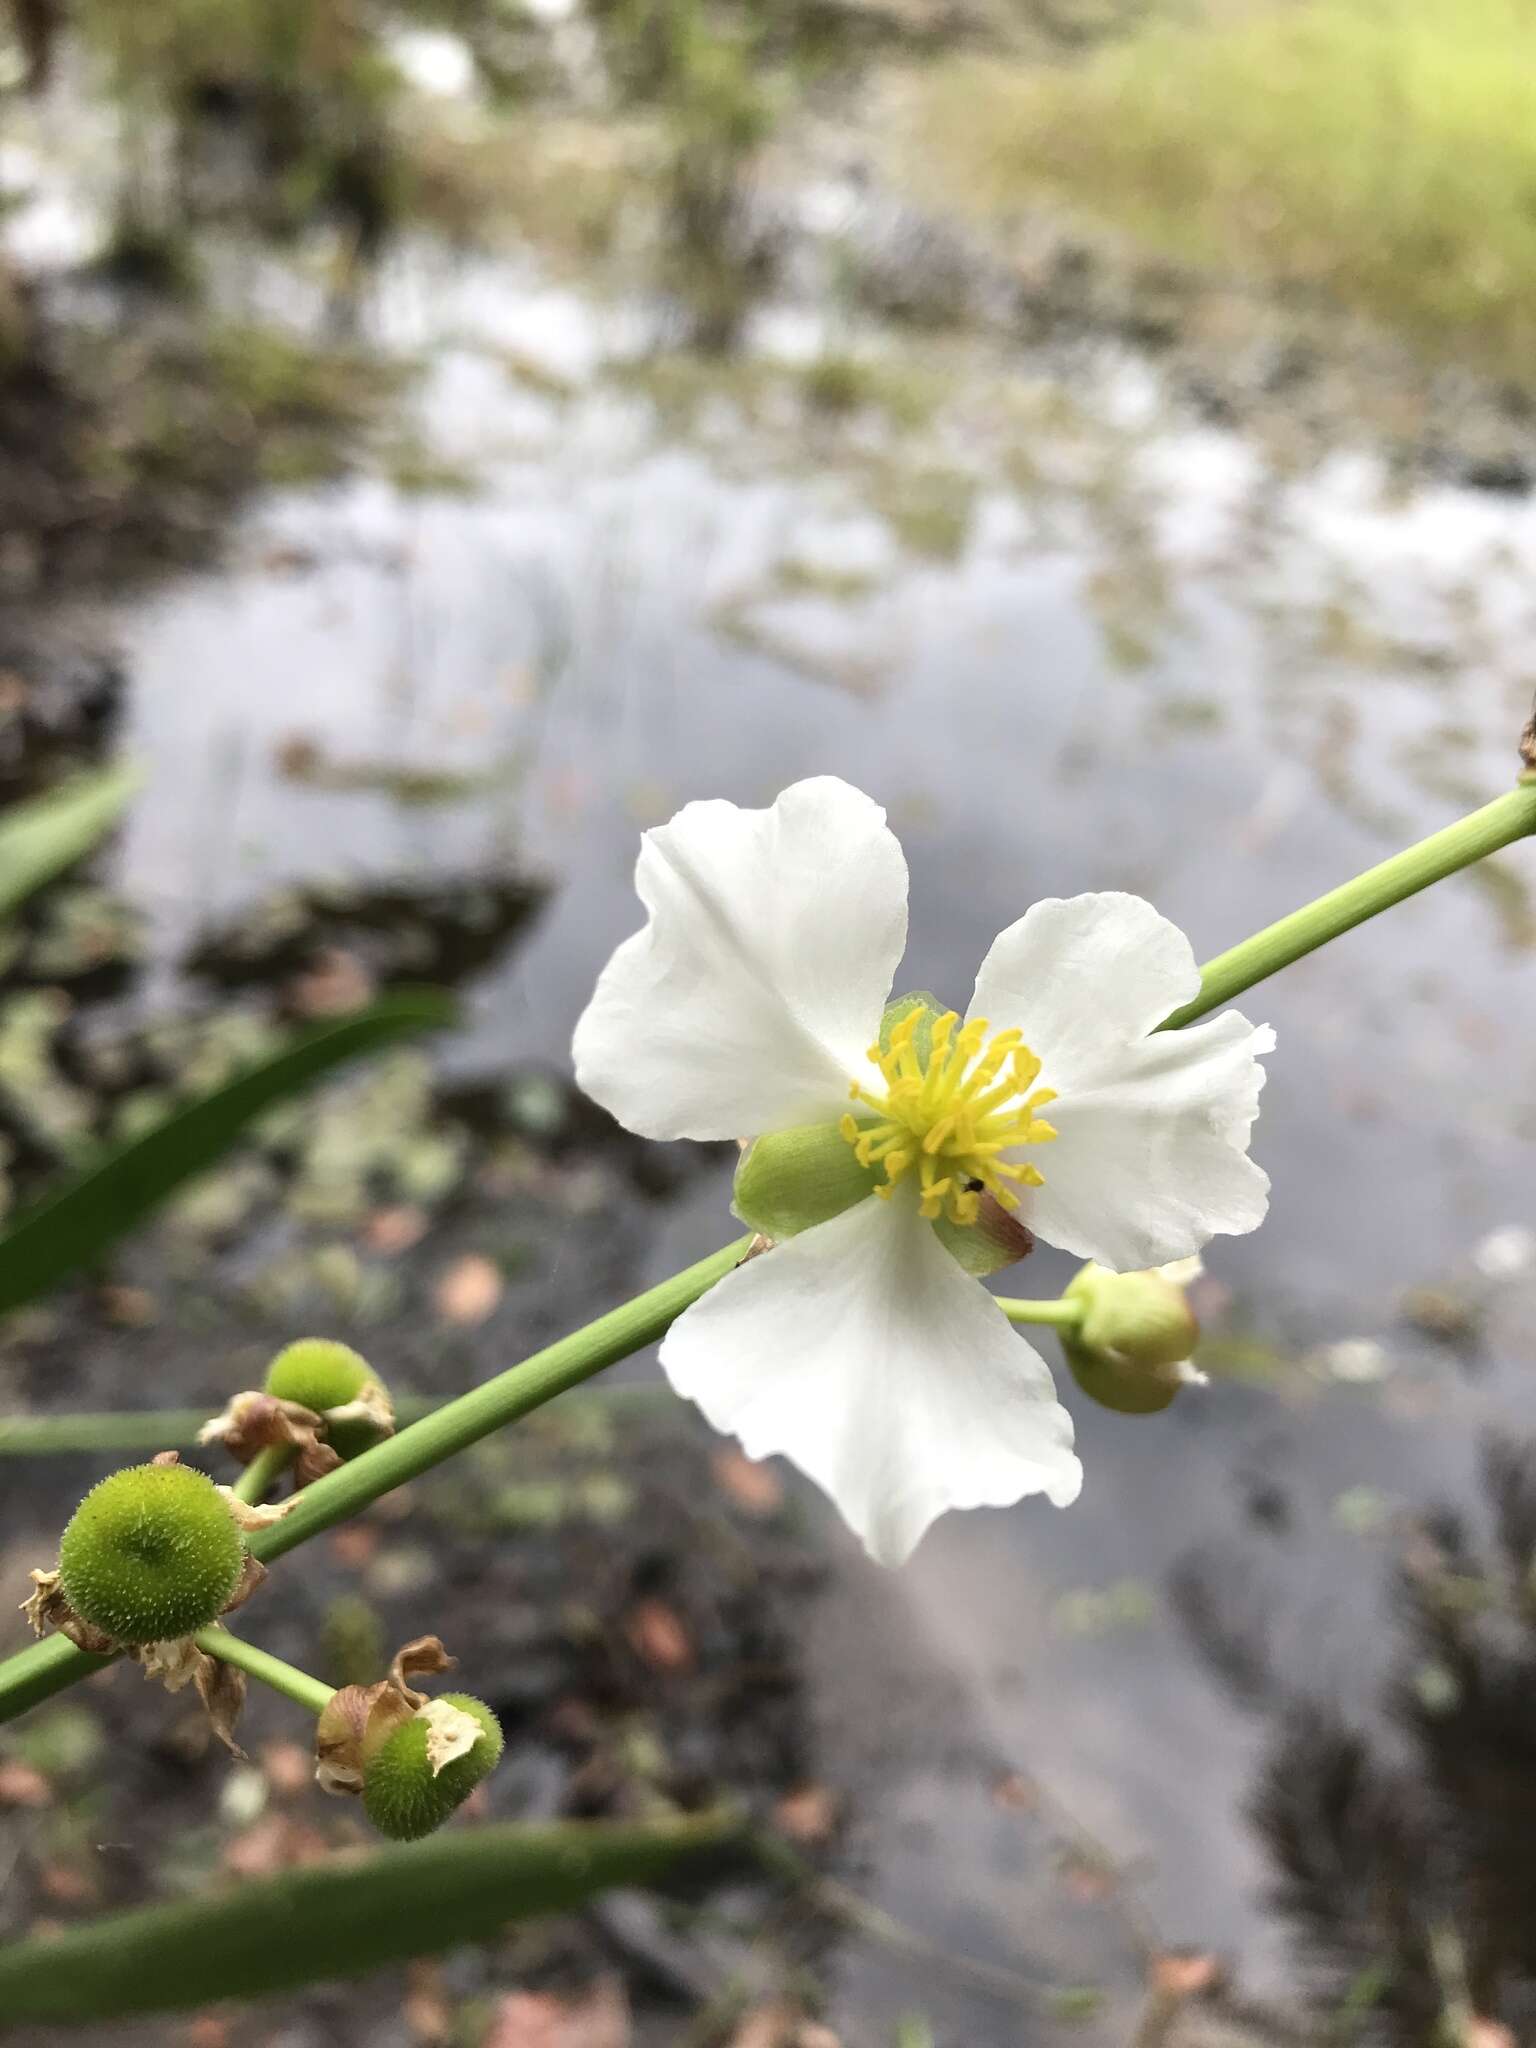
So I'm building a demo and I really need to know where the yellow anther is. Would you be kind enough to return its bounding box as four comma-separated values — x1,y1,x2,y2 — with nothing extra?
842,1008,1059,1228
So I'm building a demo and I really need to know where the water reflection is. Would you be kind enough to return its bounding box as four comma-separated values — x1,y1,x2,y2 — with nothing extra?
1205,1431,1536,2045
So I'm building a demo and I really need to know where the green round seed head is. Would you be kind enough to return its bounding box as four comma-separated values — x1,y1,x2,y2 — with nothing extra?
58,1463,245,1644
363,1695,503,1843
264,1339,387,1461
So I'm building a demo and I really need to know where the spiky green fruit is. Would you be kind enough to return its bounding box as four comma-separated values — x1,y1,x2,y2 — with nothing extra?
264,1339,388,1461
57,1463,245,1644
362,1695,503,1842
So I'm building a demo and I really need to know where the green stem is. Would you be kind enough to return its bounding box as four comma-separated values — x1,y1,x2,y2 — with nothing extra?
1163,782,1536,1029
996,1296,1084,1331
0,1635,114,1717
233,1443,292,1506
0,1390,672,1458
246,1236,752,1567
0,1411,215,1456
191,1629,334,1717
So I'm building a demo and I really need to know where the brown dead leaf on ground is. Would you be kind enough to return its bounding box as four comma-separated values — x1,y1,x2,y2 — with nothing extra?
1148,1952,1222,2002
714,1447,784,1516
991,1770,1039,1813
365,1205,430,1255
1463,2024,1517,2048
625,1598,694,1674
0,1760,52,1807
223,1815,329,1878
329,1523,380,1569
405,1960,453,2043
435,1253,503,1325
729,2005,797,2048
1059,1851,1118,1903
184,2017,230,2048
37,1863,96,1907
260,1741,313,1798
485,1978,630,2048
96,1284,157,1328
729,2009,840,2048
773,1783,838,1844
290,947,376,1017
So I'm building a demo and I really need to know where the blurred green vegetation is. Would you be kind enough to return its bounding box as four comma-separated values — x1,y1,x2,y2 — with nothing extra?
912,0,1536,383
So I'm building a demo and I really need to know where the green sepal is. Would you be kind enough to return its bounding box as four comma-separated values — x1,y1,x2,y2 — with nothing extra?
1060,1262,1199,1415
733,1122,882,1239
878,990,947,1065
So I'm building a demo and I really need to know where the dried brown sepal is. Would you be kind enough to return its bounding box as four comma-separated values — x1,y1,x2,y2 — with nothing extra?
21,1569,116,1654
313,1636,458,1797
138,1633,249,1757
222,1552,269,1616
314,1687,372,1795
388,1636,456,1700
198,1392,341,1489
217,1488,299,1533
324,1378,395,1444
194,1646,249,1759
1520,695,1536,774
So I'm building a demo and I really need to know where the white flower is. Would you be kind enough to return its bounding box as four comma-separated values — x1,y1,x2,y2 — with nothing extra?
573,777,1273,1566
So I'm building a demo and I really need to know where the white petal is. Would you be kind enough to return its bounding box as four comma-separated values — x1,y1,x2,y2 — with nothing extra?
573,778,908,1141
967,893,1201,1092
1024,1012,1274,1270
660,1191,1081,1567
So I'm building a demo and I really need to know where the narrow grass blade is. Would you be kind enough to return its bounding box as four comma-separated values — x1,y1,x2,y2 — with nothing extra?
0,764,139,920
0,989,455,1316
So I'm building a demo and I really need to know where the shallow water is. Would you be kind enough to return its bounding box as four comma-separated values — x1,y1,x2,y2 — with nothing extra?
67,225,1536,2032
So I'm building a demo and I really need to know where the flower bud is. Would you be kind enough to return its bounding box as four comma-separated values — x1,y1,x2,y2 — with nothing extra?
362,1694,503,1841
264,1340,391,1462
1061,1260,1203,1415
57,1463,246,1644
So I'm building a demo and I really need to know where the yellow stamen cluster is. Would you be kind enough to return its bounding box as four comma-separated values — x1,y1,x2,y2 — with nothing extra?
839,1010,1058,1227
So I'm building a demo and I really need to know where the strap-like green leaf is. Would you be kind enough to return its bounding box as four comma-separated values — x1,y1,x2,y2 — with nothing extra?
0,1811,741,2024
0,763,139,921
0,990,455,1316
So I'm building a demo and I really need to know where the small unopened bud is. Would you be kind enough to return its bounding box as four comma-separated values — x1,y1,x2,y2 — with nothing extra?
264,1340,392,1462
1061,1260,1203,1415
57,1463,246,1644
362,1694,503,1841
